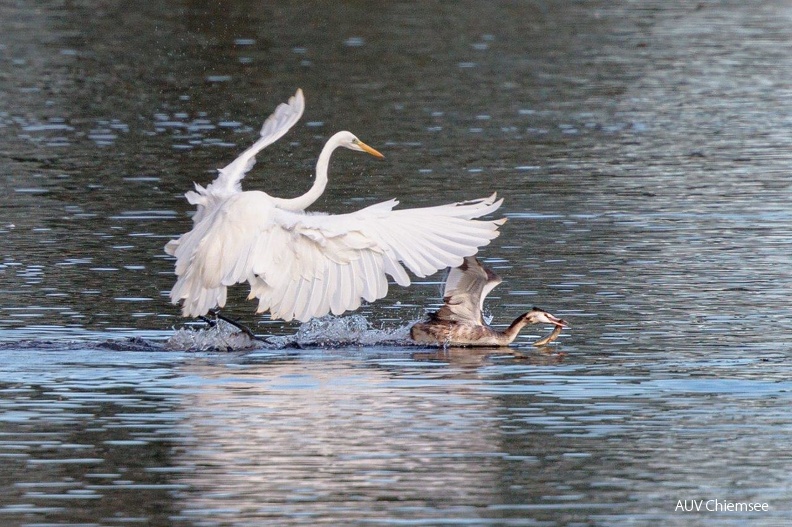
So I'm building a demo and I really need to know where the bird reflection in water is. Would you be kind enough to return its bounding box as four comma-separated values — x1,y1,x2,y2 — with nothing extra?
410,345,567,368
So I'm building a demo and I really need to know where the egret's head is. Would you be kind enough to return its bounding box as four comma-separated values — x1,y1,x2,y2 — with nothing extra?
522,307,569,328
336,131,385,159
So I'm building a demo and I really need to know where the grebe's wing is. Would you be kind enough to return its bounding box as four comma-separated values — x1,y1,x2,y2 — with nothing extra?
435,256,501,324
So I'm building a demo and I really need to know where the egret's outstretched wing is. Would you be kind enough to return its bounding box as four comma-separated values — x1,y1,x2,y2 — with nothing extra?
182,89,305,225
168,193,505,322
434,256,502,324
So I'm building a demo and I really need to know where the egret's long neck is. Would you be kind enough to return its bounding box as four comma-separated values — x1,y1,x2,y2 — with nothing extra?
273,133,343,212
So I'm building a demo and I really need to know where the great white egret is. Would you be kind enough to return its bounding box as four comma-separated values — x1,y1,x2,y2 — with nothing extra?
410,256,569,346
165,89,506,323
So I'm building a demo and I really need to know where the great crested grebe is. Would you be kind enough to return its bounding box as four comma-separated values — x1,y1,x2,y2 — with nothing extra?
410,256,569,347
165,89,505,323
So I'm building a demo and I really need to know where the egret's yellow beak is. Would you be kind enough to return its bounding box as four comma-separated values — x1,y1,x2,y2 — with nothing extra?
358,141,385,159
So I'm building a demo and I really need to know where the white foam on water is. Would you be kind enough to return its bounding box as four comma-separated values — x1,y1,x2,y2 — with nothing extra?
166,315,416,351
268,315,414,348
166,320,259,351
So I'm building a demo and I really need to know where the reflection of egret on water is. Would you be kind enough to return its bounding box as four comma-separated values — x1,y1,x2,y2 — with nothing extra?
165,89,505,323
410,256,569,347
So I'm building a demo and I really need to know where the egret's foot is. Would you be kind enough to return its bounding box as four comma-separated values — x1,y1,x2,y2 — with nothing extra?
198,315,217,328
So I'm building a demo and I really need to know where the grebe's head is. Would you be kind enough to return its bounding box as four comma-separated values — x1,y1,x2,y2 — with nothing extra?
522,307,569,328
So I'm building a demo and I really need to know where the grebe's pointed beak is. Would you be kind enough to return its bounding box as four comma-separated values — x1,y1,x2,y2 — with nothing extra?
532,307,570,328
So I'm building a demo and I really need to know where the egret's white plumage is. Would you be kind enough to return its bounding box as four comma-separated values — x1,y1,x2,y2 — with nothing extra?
165,89,505,322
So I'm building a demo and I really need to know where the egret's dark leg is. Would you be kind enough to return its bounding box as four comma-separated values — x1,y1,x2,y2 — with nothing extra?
206,309,261,341
198,315,217,328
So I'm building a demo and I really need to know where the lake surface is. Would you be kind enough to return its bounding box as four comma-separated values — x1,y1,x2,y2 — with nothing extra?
2,0,792,525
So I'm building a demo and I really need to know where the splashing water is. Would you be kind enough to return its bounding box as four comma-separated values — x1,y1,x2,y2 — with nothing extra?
165,315,416,351
166,319,259,351
268,315,414,348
